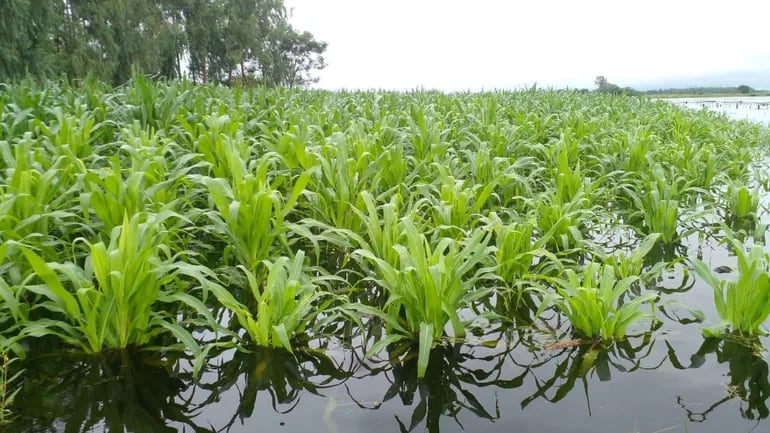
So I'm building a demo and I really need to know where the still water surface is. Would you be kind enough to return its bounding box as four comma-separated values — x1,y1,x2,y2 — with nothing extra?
667,96,770,124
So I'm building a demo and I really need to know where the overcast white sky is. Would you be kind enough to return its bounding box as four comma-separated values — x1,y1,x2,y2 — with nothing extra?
284,0,770,91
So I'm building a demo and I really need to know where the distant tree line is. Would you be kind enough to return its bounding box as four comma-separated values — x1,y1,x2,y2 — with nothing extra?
591,77,765,97
593,76,640,95
0,0,327,87
644,85,757,95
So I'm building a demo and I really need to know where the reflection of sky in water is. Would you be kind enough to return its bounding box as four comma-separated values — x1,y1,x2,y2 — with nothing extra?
667,97,770,124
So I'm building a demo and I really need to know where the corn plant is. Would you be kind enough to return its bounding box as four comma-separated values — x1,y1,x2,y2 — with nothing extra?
263,122,320,172
725,181,760,223
692,236,770,336
482,213,562,322
601,233,665,283
550,137,586,204
354,218,495,377
484,212,561,285
620,164,697,244
181,113,251,181
206,250,344,352
305,133,380,231
533,190,592,252
417,173,497,235
407,103,449,165
20,214,208,353
372,140,413,193
81,159,148,233
0,138,80,246
349,191,404,268
537,263,658,340
202,155,310,274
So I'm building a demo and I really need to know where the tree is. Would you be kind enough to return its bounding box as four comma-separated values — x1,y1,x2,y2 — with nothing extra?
0,0,328,87
259,25,327,87
737,85,753,94
594,75,608,90
594,76,622,94
0,0,64,80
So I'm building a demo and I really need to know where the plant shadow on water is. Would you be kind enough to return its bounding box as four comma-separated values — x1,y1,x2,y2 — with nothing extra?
8,349,206,433
668,335,770,423
196,346,353,431
516,329,664,415
347,340,526,433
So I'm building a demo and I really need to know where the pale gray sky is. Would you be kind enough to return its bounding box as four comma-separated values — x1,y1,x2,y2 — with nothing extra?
285,0,770,90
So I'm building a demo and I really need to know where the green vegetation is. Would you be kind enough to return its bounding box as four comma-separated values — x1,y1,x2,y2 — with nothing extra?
693,234,770,337
0,0,326,86
0,352,20,424
0,77,767,429
726,180,761,223
354,218,495,378
538,262,658,340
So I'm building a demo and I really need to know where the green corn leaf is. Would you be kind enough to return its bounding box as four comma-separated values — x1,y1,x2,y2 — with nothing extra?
417,322,434,378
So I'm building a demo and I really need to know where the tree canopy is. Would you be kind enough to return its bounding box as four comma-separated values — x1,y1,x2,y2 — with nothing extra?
594,76,640,96
0,0,326,87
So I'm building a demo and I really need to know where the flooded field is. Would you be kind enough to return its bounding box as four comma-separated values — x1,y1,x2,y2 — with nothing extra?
667,96,770,124
1,82,769,433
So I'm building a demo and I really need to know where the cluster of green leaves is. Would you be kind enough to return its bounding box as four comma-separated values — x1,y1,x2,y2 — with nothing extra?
354,217,495,377
726,180,761,223
537,263,658,339
693,235,770,337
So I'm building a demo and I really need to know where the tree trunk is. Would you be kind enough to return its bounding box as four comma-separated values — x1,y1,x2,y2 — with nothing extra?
202,61,207,84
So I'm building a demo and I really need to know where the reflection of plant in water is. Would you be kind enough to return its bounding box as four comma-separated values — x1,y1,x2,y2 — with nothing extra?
669,335,770,422
350,339,526,433
10,349,205,433
519,330,662,414
199,346,352,430
642,240,687,270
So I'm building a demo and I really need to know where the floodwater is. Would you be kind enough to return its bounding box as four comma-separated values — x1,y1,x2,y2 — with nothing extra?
666,96,770,124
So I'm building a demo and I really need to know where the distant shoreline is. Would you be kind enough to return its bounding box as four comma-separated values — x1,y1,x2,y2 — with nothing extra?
652,92,770,98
